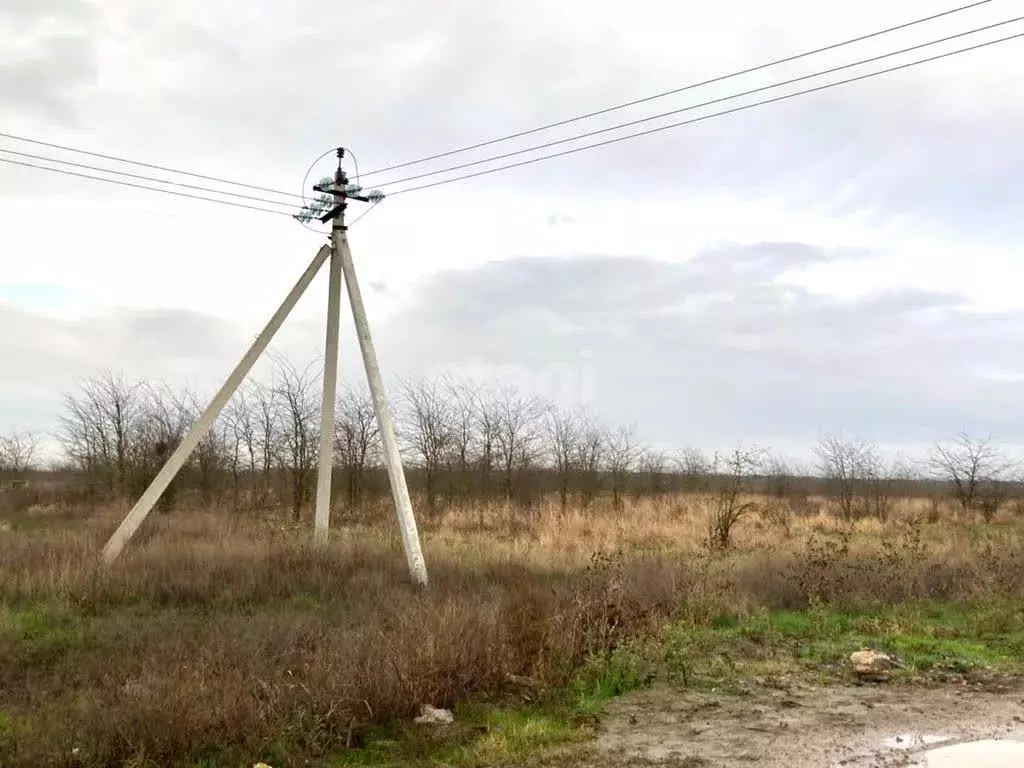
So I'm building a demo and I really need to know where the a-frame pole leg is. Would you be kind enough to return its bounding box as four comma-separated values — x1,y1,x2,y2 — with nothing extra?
314,244,343,544
101,244,333,564
336,231,428,586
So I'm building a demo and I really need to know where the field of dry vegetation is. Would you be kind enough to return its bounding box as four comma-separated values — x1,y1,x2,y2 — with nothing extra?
3,490,1024,768
3,371,1024,765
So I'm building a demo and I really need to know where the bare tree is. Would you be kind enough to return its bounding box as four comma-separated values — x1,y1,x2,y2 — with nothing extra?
223,387,257,510
545,404,581,512
273,360,320,522
474,388,502,501
759,451,795,533
763,452,795,500
977,477,1011,523
0,430,38,474
674,447,710,492
888,452,919,498
929,432,1010,519
861,450,898,522
137,382,202,511
399,377,452,514
707,445,765,549
574,413,605,508
58,371,144,492
604,425,639,511
334,386,380,509
138,382,193,448
639,448,669,497
443,377,479,505
492,387,544,503
251,381,280,508
814,433,880,521
193,420,229,505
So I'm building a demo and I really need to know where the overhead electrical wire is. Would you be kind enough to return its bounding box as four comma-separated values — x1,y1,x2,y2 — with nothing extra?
0,157,297,217
0,3,993,208
0,1,994,202
0,130,305,202
347,199,382,227
373,15,1024,191
0,7,1017,213
387,29,1024,197
0,147,299,210
359,0,994,178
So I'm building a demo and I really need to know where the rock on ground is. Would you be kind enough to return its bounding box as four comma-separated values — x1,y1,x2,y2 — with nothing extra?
850,648,901,682
414,704,455,725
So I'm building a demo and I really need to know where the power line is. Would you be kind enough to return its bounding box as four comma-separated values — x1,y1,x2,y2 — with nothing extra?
375,15,1023,191
1,6,1012,216
0,147,300,210
360,0,993,178
0,154,380,226
388,29,1024,197
347,199,382,227
0,157,296,217
0,130,306,202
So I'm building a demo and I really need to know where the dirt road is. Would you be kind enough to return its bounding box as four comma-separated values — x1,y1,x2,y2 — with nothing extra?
556,681,1024,767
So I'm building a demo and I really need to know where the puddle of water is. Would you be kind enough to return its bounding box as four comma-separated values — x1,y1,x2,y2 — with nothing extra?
921,739,1024,767
861,731,1024,767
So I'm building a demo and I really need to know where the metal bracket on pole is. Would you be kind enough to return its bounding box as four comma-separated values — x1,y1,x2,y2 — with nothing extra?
101,244,332,564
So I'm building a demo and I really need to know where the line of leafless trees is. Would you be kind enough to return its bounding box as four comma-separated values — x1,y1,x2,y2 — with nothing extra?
812,431,1019,523
3,367,1023,525
35,365,671,519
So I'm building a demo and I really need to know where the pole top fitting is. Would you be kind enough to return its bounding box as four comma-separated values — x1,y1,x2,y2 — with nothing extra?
293,145,375,226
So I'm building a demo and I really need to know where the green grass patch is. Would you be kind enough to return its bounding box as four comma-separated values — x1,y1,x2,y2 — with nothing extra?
660,599,1024,687
325,705,580,767
0,606,91,665
570,642,656,715
309,643,661,768
322,643,655,766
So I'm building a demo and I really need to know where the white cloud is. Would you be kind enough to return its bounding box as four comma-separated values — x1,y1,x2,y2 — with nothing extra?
2,0,1024,454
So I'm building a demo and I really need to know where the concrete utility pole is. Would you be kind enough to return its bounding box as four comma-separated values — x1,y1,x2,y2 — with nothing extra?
101,146,429,586
336,228,427,584
101,243,332,564
311,150,427,583
313,155,346,545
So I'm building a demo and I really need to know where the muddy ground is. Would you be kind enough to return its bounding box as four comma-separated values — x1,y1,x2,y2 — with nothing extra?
547,680,1024,767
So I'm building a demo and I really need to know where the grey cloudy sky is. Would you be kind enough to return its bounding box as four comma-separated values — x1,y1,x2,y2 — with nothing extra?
2,0,1023,461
